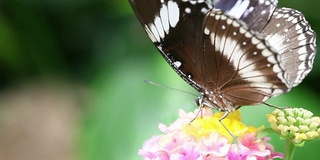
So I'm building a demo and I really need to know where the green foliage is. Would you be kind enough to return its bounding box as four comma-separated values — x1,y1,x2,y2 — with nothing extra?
0,0,319,159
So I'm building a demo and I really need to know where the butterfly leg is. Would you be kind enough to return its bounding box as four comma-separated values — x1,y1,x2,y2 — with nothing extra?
218,111,237,141
219,111,242,155
189,96,206,123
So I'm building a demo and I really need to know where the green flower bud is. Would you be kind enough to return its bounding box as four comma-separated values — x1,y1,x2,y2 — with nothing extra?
267,108,320,145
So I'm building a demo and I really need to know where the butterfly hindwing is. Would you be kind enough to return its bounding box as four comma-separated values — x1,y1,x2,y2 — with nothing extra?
200,10,290,107
260,8,317,87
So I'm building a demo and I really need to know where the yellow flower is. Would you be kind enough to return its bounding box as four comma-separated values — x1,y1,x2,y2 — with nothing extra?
182,110,260,142
139,108,284,159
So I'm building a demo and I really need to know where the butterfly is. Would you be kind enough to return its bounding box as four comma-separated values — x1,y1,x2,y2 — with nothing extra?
129,0,316,117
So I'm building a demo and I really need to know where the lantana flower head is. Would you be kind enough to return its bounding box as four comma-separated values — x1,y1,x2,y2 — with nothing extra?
267,108,320,145
139,107,284,160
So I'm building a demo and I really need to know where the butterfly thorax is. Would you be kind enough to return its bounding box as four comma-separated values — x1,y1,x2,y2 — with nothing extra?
199,89,238,113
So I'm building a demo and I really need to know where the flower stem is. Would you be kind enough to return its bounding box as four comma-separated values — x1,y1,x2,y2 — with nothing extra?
285,139,296,160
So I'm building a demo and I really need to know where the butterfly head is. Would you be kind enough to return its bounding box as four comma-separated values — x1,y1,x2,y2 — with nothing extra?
196,91,239,113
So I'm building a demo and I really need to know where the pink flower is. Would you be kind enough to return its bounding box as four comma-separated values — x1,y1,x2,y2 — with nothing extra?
158,130,195,152
139,109,284,160
198,133,230,157
227,144,251,160
227,133,284,160
170,142,200,160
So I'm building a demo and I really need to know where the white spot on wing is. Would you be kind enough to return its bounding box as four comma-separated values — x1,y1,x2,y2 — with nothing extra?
233,31,237,36
262,96,269,102
168,1,180,28
148,23,161,42
154,16,165,39
204,27,210,35
159,4,170,34
272,89,283,95
272,64,282,72
174,61,182,68
185,7,191,14
261,49,272,57
144,25,157,42
227,0,250,19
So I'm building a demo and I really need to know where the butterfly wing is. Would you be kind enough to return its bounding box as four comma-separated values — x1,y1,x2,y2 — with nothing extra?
260,8,317,87
200,10,290,107
130,0,315,110
214,0,278,32
214,1,317,88
129,0,213,91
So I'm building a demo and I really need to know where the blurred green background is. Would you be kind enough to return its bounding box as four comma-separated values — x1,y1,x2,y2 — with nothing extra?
0,0,319,160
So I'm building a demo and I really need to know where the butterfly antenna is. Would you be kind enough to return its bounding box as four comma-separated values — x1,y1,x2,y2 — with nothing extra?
144,79,198,97
262,102,288,110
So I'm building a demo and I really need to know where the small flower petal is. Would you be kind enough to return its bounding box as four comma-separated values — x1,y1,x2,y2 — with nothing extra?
227,144,251,160
198,132,230,157
170,142,200,160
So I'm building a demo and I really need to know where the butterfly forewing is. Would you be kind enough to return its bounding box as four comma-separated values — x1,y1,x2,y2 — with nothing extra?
214,0,278,32
260,8,317,87
129,0,213,91
200,10,290,108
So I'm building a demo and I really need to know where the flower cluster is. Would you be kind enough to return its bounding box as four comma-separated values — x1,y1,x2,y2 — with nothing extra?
267,108,320,145
139,108,283,160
